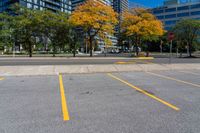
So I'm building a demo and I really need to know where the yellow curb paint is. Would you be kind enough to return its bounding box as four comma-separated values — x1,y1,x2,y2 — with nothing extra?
147,72,200,88
107,73,180,111
59,74,70,121
0,77,4,80
115,61,136,64
136,57,154,60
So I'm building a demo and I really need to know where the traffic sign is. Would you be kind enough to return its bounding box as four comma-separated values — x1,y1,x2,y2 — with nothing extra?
168,32,175,41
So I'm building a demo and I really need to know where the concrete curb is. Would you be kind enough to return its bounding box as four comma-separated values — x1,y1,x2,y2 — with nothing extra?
0,63,200,76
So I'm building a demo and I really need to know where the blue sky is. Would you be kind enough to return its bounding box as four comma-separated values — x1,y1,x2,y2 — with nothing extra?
129,0,164,7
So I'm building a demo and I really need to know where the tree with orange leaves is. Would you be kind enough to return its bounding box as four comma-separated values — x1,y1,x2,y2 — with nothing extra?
70,0,118,57
122,8,164,56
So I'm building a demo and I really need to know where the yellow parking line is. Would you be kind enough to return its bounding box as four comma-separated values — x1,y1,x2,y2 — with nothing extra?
107,73,180,111
0,77,4,80
59,74,70,121
147,72,200,88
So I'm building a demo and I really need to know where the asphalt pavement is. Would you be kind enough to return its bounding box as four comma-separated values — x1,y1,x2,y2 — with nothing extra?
1,70,200,133
0,57,200,66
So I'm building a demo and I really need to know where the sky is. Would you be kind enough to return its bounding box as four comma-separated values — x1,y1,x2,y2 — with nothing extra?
129,0,164,8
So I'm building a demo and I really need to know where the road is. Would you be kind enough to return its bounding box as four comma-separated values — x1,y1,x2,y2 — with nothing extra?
1,70,200,133
0,57,200,66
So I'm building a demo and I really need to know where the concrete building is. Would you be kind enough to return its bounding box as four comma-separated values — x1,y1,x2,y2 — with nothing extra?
0,0,71,14
151,0,200,30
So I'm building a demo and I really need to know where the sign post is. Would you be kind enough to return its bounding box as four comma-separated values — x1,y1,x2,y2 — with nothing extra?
168,32,175,64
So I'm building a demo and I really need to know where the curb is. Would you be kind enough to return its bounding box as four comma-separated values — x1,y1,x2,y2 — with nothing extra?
0,63,200,76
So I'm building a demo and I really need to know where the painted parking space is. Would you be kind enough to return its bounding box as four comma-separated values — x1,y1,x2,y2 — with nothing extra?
1,70,200,132
107,73,180,111
0,77,4,80
0,76,63,133
60,73,181,132
147,70,200,88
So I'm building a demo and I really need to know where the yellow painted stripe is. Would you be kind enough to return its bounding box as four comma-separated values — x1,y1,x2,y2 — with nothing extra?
59,74,70,121
0,77,4,80
147,72,200,88
107,73,180,111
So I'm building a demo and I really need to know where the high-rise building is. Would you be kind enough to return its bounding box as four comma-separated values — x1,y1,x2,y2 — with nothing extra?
112,0,128,14
151,0,200,30
0,0,71,14
71,0,112,11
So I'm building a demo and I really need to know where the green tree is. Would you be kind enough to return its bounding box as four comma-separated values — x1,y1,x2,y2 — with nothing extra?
11,6,40,57
0,13,14,53
172,19,200,57
37,10,71,57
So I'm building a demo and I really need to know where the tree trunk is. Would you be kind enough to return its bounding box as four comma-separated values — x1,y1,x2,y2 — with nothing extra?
73,43,76,57
104,47,107,57
29,43,32,57
89,38,93,57
189,43,192,57
146,43,149,57
53,44,56,57
135,44,139,57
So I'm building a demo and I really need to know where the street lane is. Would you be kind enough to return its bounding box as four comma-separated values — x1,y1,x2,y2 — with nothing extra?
0,57,200,66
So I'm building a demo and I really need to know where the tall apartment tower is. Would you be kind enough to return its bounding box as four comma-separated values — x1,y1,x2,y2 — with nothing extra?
71,0,112,11
112,0,128,14
0,0,71,14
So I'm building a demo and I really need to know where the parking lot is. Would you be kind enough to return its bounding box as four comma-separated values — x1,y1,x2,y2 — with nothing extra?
1,70,200,133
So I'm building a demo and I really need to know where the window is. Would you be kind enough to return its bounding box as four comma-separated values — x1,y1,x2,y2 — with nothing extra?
165,14,176,19
165,27,172,31
153,9,164,14
27,3,32,8
191,11,200,16
191,4,200,9
157,16,164,19
177,6,189,11
177,12,189,17
165,8,176,12
165,20,177,25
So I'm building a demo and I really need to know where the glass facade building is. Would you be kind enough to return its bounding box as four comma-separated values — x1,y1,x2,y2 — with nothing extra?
112,0,128,14
71,0,112,11
0,0,71,13
151,0,200,31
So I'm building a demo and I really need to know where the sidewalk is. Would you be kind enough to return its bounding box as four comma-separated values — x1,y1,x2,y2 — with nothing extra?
0,56,153,60
0,63,200,76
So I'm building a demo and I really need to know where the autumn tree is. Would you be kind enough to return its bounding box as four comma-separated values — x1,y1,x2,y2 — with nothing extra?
122,8,164,56
70,0,118,57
